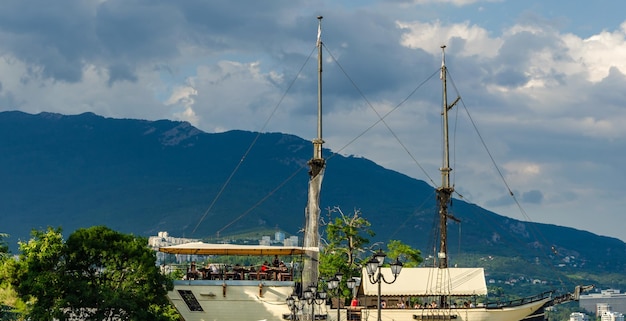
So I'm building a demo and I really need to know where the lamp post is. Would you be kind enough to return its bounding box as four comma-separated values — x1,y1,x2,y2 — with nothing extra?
346,277,357,321
327,273,342,321
365,249,403,321
303,284,327,321
328,273,358,321
286,294,301,320
347,277,357,299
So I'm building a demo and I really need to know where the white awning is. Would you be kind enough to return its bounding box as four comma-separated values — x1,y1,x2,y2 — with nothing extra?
159,242,318,256
361,267,487,296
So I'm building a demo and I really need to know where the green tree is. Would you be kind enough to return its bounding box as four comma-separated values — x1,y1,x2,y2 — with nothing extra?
546,302,582,321
320,207,374,298
319,207,424,304
321,207,374,274
0,233,8,257
1,232,28,321
386,239,423,267
13,227,65,320
11,226,179,321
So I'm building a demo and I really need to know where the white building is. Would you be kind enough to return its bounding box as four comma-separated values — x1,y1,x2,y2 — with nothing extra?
602,311,624,321
283,235,299,246
260,235,272,246
598,303,613,316
148,231,200,264
580,289,626,315
570,312,589,321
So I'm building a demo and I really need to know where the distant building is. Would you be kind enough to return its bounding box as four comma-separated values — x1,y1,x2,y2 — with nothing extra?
275,231,285,242
570,312,589,321
598,303,613,316
283,235,299,246
147,231,200,264
602,311,625,321
580,289,626,315
260,236,272,246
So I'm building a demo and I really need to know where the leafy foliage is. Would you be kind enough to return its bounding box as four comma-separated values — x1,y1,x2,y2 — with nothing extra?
323,208,374,264
546,302,584,321
13,227,65,320
0,234,8,257
319,207,423,302
386,239,423,267
320,207,375,300
8,226,178,321
0,232,28,321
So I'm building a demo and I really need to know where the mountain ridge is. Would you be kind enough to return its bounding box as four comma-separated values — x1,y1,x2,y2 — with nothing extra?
1,111,624,288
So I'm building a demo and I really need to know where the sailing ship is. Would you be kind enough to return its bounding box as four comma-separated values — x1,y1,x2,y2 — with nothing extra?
325,46,592,321
157,18,593,321
157,16,329,321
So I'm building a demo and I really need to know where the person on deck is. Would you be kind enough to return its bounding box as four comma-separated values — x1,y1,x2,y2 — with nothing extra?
207,262,219,274
188,261,201,280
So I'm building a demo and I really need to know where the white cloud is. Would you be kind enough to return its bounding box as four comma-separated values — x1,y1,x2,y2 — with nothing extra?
397,20,502,57
0,0,625,242
0,55,169,120
166,85,199,125
564,22,626,82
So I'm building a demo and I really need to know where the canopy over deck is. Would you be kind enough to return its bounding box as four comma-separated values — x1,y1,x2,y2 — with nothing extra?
159,242,319,256
362,267,487,296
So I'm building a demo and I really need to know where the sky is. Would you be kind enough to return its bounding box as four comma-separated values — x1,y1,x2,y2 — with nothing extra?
1,0,625,242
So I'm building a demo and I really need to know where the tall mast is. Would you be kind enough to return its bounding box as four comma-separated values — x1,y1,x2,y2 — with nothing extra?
314,15,324,161
436,45,458,269
302,16,326,290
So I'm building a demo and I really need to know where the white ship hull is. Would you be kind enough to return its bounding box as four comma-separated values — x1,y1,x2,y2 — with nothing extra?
168,280,551,321
168,280,295,321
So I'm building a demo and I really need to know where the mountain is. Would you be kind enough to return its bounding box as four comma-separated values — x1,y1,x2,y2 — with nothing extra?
1,111,625,288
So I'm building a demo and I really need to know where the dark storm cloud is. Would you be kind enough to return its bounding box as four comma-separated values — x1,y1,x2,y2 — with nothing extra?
0,1,97,82
0,0,307,83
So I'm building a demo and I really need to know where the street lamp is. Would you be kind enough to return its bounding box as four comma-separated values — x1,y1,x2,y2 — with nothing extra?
286,294,302,320
285,283,327,321
327,273,343,321
346,277,356,293
303,285,327,321
346,277,357,301
365,250,403,321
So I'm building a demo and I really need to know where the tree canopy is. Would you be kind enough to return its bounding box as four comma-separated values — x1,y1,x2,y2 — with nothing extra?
0,234,8,257
5,226,179,321
386,239,423,267
320,207,374,274
319,207,423,300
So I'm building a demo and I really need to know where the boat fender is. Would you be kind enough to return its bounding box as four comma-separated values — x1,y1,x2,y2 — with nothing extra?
259,283,264,297
222,283,227,297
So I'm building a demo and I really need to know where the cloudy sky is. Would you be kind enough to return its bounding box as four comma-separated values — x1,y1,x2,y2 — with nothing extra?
1,0,625,242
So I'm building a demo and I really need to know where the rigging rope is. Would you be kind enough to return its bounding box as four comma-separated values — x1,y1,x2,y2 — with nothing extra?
446,70,572,289
200,44,566,293
326,47,440,187
208,42,442,236
191,46,317,236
